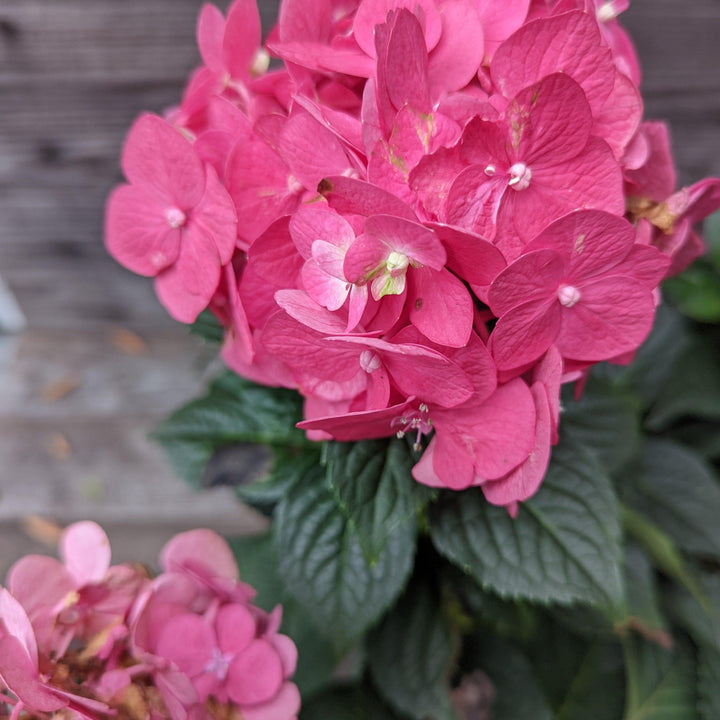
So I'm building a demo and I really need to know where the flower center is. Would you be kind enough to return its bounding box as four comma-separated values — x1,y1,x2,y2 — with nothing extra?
596,2,617,22
204,647,233,682
557,284,581,308
165,207,187,229
508,162,532,191
392,403,434,450
386,251,410,276
359,350,382,373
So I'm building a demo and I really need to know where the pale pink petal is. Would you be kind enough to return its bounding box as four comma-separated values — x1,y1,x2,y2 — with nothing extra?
156,614,215,676
302,261,350,311
216,604,256,656
270,635,299,679
474,0,530,58
241,681,301,720
60,521,111,586
161,529,239,581
0,590,38,666
274,289,353,335
365,215,446,268
105,185,182,276
8,556,75,617
227,639,284,706
319,176,417,220
490,298,562,371
0,637,66,712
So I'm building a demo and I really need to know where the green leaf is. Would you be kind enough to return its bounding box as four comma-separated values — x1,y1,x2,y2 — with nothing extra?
663,573,720,651
555,644,626,720
705,209,720,272
325,438,436,562
618,439,720,561
430,441,623,607
664,262,720,323
463,636,552,720
560,375,641,473
188,309,224,343
274,466,416,651
153,372,309,487
616,544,672,649
620,305,691,410
368,580,457,720
230,532,340,697
698,646,720,720
644,337,720,430
622,637,696,720
667,420,720,461
300,684,401,720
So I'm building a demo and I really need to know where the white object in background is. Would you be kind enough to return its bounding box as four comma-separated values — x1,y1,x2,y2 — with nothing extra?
0,276,25,334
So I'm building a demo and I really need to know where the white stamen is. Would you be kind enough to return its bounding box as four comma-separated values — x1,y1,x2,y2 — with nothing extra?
166,207,187,229
386,251,410,275
484,165,496,176
557,284,581,308
597,2,617,22
508,162,532,191
204,647,233,682
287,175,303,194
251,48,270,76
360,350,382,373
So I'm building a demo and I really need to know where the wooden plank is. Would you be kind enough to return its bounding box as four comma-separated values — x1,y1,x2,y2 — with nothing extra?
0,415,271,526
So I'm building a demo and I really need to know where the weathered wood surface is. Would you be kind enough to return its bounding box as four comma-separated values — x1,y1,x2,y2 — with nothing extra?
0,0,719,568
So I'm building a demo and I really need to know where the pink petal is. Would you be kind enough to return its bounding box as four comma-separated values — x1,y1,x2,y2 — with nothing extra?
365,215,446,269
445,169,507,238
241,681,301,720
525,210,635,282
269,39,375,76
319,176,417,220
490,298,562,371
312,240,346,280
409,267,473,347
488,249,565,316
156,614,215,676
474,0,530,58
610,244,670,287
270,634,299,678
556,275,656,361
0,590,38,666
481,382,552,505
426,223,507,286
7,555,75,620
215,604,256,656
428,0,484,95
274,290,352,335
431,431,477,490
249,217,304,286
227,639,284,706
409,145,465,219
122,114,205,207
491,12,615,114
60,521,111,586
625,122,676,202
302,261,349,311
197,3,225,71
343,235,388,284
105,185,182,276
592,70,642,161
278,0,332,42
223,0,262,80
192,166,238,266
161,529,239,581
468,379,536,480
0,637,66,712
353,0,442,58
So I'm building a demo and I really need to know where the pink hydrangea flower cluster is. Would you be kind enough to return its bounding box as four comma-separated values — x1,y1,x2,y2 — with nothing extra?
105,0,720,511
0,523,299,720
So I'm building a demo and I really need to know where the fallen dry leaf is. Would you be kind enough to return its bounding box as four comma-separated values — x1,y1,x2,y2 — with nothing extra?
111,328,148,356
41,375,81,402
47,431,72,460
21,515,63,547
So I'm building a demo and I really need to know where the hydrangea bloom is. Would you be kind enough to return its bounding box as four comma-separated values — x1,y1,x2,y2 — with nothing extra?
106,0,720,511
0,523,299,720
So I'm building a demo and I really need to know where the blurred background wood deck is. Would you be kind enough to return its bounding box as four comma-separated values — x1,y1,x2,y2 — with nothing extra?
1,0,719,573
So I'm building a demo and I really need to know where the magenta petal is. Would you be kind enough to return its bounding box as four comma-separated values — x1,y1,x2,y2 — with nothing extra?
526,210,635,282
274,290,351,335
365,215,446,269
161,528,239,580
197,3,225,71
470,379,536,480
409,267,473,348
156,614,215,676
105,185,182,276
593,70,642,160
250,217,304,286
343,234,388,284
489,249,564,316
302,261,349,311
60,521,111,586
354,0,442,58
122,114,204,207
481,383,552,505
0,637,67,712
241,681,301,720
611,244,671,288
556,276,656,361
319,176,417,220
491,298,561,371
445,169,507,238
223,0,262,80
192,166,238,266
431,431,476,490
215,604,256,656
227,639,284,706
474,0,530,58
